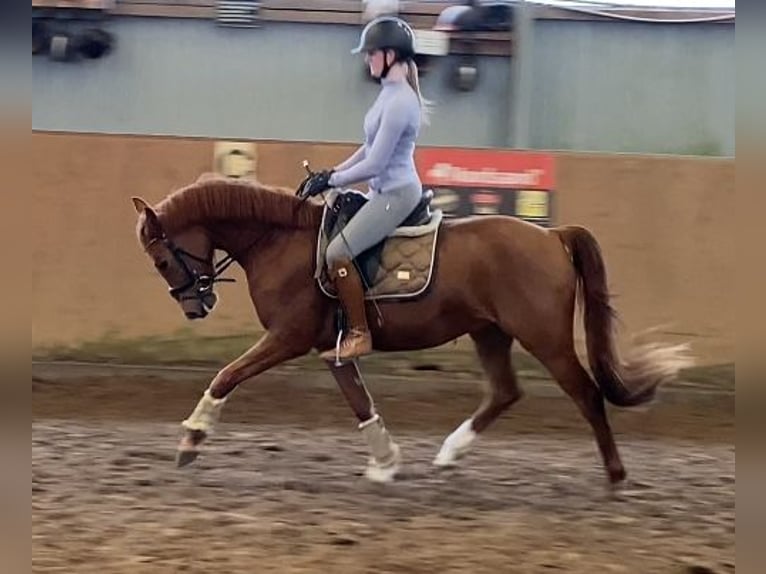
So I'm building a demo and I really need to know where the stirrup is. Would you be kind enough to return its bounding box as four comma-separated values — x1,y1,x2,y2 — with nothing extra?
321,329,352,366
321,328,371,365
331,329,345,366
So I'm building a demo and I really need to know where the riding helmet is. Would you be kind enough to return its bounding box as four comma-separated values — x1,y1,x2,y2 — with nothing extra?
352,16,416,59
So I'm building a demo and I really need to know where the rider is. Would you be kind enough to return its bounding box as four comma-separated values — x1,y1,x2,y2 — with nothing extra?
302,16,429,362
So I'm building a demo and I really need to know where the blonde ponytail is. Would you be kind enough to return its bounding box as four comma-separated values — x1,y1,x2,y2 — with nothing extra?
406,60,432,125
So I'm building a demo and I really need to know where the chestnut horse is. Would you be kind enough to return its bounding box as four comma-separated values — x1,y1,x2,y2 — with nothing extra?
132,176,689,484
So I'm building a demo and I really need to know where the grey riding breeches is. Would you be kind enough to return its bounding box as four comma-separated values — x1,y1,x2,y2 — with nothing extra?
325,182,423,267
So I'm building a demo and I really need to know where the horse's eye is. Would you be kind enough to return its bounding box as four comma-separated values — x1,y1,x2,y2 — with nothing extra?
155,260,169,271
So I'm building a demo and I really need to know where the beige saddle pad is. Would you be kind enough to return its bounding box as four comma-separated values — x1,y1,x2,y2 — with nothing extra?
315,205,443,301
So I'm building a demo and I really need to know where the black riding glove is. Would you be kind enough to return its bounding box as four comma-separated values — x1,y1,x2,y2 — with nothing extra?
302,169,334,198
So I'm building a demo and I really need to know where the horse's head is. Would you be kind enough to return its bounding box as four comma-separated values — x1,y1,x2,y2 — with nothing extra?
132,196,218,320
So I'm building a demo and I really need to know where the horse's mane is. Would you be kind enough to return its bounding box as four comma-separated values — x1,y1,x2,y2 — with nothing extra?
155,175,322,233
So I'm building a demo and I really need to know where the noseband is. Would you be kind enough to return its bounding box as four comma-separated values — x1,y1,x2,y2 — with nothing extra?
147,236,236,304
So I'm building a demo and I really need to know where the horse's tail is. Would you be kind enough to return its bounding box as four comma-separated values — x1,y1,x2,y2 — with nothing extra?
554,225,692,407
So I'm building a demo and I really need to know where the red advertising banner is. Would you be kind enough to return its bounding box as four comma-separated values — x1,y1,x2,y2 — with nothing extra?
417,148,555,190
416,148,556,226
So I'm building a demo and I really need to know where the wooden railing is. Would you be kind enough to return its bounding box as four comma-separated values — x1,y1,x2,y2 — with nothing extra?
32,1,513,56
32,0,116,8
32,0,734,59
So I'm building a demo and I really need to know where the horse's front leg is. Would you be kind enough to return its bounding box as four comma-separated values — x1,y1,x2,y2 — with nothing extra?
177,332,304,467
328,360,401,483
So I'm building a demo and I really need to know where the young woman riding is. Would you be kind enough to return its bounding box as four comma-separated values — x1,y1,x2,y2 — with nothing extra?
300,16,430,362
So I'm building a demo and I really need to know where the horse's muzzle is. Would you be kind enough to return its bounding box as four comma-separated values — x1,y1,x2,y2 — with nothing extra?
185,309,207,320
180,291,217,320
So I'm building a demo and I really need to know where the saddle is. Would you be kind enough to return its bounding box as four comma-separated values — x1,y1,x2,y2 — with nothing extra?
315,189,443,301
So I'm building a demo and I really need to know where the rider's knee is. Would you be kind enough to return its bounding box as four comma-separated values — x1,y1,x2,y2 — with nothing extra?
325,239,353,269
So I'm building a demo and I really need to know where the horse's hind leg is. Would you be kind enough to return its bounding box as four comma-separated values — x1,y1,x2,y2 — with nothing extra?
433,325,522,467
328,360,401,483
539,350,626,484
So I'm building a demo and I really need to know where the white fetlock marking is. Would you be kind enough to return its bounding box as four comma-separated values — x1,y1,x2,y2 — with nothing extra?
433,418,477,467
181,389,227,433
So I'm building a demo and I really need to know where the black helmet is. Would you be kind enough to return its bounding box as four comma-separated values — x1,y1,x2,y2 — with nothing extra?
352,16,416,59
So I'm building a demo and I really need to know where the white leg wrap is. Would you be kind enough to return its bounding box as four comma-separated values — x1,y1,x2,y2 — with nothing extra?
358,414,401,483
181,389,227,433
433,418,477,467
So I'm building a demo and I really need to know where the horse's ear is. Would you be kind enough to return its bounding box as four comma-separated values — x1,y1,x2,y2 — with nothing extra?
143,208,164,240
132,196,164,239
131,196,151,214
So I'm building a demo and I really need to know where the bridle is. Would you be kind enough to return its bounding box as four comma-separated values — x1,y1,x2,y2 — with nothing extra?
147,236,237,304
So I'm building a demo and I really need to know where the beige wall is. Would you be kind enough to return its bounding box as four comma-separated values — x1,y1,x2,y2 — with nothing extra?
31,132,733,364
556,153,733,363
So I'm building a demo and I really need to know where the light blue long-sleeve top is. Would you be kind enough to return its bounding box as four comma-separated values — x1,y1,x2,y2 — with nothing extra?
329,77,422,193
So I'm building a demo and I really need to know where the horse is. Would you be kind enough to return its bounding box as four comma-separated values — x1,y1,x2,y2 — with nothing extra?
131,174,690,484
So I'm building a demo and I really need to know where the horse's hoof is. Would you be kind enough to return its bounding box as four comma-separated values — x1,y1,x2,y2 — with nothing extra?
609,466,627,485
432,451,458,468
364,445,401,483
365,461,400,483
176,449,200,468
180,429,207,447
432,445,467,468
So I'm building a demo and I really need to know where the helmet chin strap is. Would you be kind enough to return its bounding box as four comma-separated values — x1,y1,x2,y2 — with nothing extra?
375,50,412,81
380,53,393,79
